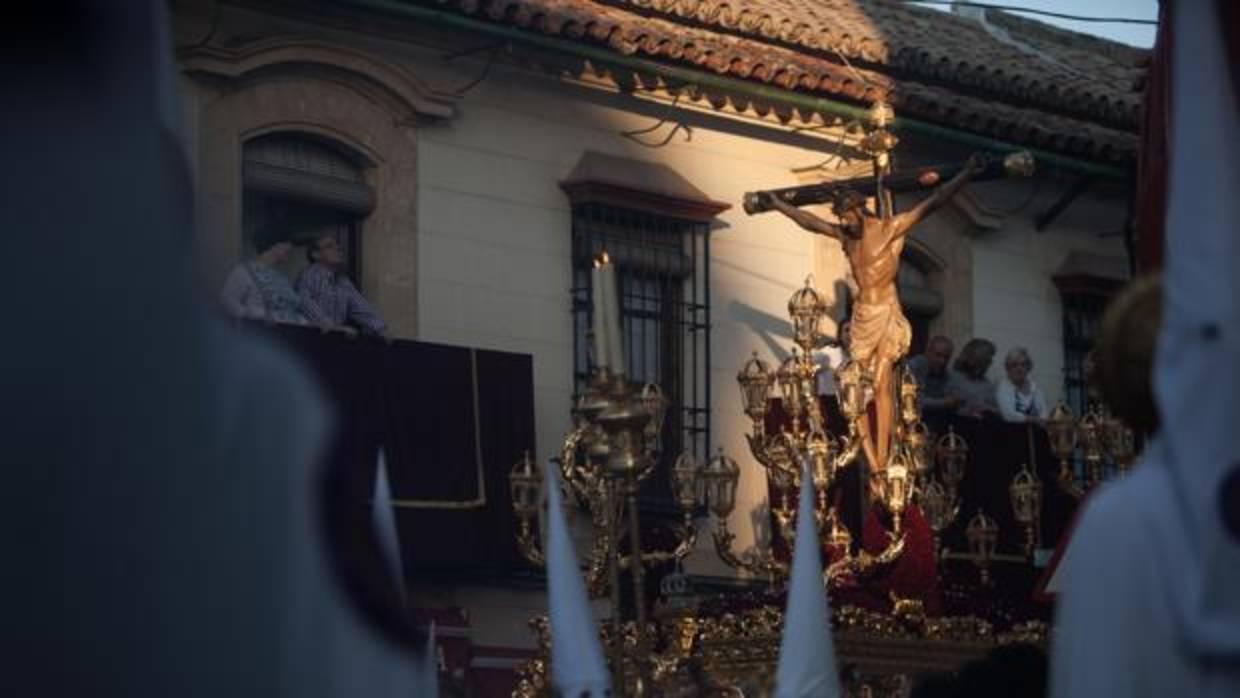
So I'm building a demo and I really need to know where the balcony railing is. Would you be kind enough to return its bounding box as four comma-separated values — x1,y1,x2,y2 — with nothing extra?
240,321,536,579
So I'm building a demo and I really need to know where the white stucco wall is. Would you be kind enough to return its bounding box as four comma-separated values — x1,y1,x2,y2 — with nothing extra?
409,56,846,572
175,3,1131,649
967,181,1128,408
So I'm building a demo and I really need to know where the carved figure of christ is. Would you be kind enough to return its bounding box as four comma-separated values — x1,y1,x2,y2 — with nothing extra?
763,155,984,478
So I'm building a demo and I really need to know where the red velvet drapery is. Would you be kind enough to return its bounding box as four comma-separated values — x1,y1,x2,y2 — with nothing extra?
1134,2,1172,272
1136,1,1240,272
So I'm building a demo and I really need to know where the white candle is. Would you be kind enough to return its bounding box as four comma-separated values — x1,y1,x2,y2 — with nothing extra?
601,260,625,378
590,261,609,373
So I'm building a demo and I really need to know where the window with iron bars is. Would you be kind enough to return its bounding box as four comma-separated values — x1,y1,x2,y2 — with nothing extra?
1061,291,1107,417
571,202,711,511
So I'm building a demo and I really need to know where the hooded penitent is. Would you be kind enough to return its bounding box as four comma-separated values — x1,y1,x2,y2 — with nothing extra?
544,459,612,696
1,3,427,695
1050,1,1240,695
773,458,841,698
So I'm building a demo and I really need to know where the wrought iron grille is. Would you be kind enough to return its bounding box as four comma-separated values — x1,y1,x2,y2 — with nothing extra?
570,202,711,509
1061,292,1107,416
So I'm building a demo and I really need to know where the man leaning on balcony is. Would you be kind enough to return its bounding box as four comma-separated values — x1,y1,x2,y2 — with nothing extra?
297,234,388,338
906,335,960,433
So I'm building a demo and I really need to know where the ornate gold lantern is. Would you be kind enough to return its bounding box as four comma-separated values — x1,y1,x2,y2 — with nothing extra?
509,451,542,518
1100,408,1136,472
965,509,1000,584
509,451,544,565
807,429,835,491
737,352,773,426
1078,407,1104,487
905,420,932,475
640,382,669,443
920,478,954,558
899,368,920,426
670,451,703,513
1115,427,1136,473
935,426,968,496
1008,465,1042,556
1045,402,1077,489
777,352,803,417
702,449,741,520
788,278,827,353
826,510,852,553
883,451,911,534
836,359,866,420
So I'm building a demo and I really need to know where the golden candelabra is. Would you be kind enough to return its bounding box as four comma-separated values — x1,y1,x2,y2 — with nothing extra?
509,367,708,685
1045,401,1136,498
721,277,960,586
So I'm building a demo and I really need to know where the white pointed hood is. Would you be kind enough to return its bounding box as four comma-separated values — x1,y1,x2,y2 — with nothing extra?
371,449,406,602
418,622,440,697
774,459,841,698
545,460,611,696
2,2,429,695
1154,0,1240,659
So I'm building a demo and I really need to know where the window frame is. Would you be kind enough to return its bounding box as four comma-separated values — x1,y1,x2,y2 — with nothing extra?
569,201,713,511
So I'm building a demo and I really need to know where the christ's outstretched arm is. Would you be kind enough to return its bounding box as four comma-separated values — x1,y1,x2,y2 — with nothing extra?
897,153,987,232
766,193,845,241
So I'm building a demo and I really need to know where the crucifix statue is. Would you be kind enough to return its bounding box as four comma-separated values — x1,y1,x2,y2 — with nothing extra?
756,155,985,476
744,102,1033,488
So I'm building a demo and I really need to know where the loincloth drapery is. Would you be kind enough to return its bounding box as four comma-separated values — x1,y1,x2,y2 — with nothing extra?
849,300,911,367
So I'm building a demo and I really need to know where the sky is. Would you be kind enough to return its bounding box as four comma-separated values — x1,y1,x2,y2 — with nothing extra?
908,0,1159,48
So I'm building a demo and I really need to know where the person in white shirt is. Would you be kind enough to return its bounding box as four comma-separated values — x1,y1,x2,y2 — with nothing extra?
814,320,850,396
996,347,1047,424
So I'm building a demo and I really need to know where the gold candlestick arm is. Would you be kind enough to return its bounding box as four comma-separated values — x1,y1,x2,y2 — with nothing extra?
712,523,789,580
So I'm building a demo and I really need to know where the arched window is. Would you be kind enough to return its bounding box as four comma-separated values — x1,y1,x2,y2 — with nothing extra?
241,132,375,282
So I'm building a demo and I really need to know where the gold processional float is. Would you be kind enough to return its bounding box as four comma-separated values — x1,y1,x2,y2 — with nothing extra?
506,102,1138,697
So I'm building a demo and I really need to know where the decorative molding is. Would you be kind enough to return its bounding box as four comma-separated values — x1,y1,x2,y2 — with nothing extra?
180,36,458,124
561,181,730,223
561,151,731,223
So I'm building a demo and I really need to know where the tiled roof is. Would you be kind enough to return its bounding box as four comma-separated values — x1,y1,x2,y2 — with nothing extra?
427,0,1146,165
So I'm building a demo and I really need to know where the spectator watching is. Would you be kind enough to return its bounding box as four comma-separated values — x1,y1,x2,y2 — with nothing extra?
950,338,999,418
297,234,388,337
906,336,960,430
996,347,1047,423
220,229,329,327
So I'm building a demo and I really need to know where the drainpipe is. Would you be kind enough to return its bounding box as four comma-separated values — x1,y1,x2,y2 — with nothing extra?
340,0,1129,180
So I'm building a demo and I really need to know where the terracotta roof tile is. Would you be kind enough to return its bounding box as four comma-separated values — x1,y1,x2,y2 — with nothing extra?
427,0,1144,164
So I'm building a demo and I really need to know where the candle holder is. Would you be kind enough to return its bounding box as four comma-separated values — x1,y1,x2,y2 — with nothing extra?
1008,465,1042,557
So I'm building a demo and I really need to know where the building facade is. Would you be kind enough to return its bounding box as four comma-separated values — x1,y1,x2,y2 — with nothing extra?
172,0,1143,686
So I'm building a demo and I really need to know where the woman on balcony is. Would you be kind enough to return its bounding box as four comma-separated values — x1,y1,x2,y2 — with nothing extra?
996,347,1047,424
950,338,999,419
220,228,330,328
